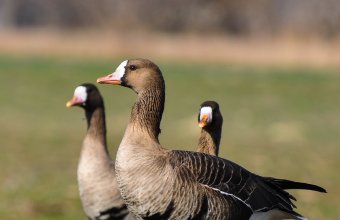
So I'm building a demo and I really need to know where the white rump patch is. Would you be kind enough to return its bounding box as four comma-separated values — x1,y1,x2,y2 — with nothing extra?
113,60,128,80
200,106,213,123
74,86,87,103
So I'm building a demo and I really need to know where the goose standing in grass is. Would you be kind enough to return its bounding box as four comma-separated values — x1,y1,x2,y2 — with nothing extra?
97,59,326,220
197,101,223,156
66,83,134,220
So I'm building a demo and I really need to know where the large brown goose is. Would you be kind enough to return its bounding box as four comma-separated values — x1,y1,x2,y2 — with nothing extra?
197,101,223,156
97,59,326,220
66,83,134,220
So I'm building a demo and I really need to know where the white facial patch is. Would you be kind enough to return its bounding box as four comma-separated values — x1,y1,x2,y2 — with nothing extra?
113,60,128,80
200,106,213,124
74,86,87,103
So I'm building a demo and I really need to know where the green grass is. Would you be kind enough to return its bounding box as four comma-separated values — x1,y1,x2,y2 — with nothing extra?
0,54,339,219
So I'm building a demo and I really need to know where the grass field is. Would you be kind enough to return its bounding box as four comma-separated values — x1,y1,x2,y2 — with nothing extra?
0,54,339,219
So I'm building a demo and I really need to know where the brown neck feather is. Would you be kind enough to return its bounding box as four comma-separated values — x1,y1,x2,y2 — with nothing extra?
197,125,221,156
129,83,165,142
85,106,107,148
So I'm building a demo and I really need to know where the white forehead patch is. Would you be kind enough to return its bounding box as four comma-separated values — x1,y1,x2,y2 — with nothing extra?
200,106,213,123
113,60,128,79
74,86,87,102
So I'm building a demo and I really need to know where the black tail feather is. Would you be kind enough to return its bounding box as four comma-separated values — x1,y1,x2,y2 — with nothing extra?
265,177,327,193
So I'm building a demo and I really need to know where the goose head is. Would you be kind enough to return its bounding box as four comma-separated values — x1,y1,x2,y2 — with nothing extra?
96,59,164,93
198,101,223,129
66,83,103,110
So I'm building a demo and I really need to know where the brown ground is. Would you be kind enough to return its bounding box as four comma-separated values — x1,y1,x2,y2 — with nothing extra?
1,29,340,67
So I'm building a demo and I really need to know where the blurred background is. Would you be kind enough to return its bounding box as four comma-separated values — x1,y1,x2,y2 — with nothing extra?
0,0,339,219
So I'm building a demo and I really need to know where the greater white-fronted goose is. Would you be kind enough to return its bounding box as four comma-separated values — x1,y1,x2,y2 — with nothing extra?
197,101,223,156
66,83,134,220
97,59,326,220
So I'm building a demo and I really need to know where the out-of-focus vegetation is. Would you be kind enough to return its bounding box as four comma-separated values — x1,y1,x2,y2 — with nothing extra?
0,0,339,68
0,0,340,38
0,55,339,219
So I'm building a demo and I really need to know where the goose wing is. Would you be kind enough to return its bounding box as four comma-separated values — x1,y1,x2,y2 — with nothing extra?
169,157,253,220
168,150,304,218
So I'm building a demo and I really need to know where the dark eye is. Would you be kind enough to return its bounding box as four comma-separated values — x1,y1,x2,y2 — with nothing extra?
129,65,137,71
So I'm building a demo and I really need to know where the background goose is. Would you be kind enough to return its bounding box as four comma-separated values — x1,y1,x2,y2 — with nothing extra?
197,100,327,194
66,83,134,220
197,100,223,156
97,59,326,220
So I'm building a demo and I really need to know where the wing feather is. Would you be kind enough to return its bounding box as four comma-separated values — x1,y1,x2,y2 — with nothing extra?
168,150,306,218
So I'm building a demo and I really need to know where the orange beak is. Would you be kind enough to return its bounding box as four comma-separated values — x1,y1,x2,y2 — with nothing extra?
97,73,122,85
66,96,83,107
198,114,208,128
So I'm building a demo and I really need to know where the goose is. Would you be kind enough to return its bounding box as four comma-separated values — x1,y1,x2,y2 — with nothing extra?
97,59,326,220
66,83,134,220
197,101,223,156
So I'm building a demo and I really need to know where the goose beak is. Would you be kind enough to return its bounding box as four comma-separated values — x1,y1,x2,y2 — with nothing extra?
66,96,83,107
97,73,122,85
198,114,208,128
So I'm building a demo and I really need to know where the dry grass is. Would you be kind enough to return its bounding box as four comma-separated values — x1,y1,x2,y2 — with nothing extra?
0,29,340,67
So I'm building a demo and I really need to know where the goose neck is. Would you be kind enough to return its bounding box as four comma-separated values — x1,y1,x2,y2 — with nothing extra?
85,106,107,147
197,127,221,156
129,86,165,142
